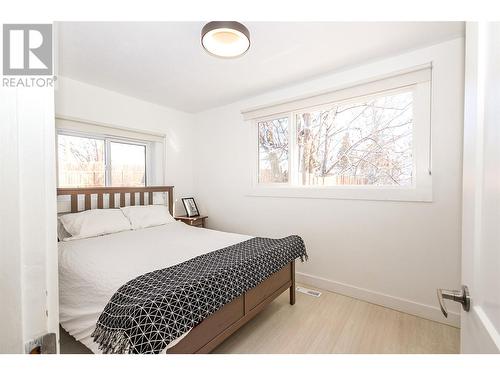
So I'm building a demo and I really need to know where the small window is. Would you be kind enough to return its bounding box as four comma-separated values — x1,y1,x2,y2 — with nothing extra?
258,117,289,183
57,132,149,188
109,141,146,187
57,134,106,188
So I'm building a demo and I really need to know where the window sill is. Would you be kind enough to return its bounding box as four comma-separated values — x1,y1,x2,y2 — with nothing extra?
246,185,432,202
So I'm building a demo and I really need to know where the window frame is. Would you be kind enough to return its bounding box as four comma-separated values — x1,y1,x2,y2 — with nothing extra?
56,129,152,188
249,77,432,202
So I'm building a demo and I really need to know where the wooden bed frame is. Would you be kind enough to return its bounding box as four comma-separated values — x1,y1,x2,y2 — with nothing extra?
57,186,296,354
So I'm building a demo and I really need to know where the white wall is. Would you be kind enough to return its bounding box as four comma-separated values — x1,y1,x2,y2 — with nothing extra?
192,38,465,326
55,77,196,213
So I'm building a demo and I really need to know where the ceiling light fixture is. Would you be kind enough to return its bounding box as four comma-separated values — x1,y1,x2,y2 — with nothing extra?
201,21,250,58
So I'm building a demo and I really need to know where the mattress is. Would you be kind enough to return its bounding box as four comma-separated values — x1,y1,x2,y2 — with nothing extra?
58,221,251,353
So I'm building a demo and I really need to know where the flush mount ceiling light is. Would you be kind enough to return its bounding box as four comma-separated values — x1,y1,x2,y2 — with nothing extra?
201,21,250,58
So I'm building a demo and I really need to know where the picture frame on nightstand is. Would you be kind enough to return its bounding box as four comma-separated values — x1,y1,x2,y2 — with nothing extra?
181,197,200,217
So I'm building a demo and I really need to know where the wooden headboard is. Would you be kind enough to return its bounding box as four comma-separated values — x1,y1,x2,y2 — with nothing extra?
57,186,174,215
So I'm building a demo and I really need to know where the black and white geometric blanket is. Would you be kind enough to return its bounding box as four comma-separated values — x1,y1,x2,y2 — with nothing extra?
92,235,307,354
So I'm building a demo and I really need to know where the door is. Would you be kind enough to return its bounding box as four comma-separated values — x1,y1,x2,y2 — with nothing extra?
0,21,59,353
460,22,500,353
0,87,59,354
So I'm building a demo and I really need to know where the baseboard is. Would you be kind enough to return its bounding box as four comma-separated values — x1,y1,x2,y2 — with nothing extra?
296,272,460,328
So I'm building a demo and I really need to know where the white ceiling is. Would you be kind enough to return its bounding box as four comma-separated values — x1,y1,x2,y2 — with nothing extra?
57,22,464,113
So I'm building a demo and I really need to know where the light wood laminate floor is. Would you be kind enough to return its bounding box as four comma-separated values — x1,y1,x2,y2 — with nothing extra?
60,284,460,354
213,284,460,354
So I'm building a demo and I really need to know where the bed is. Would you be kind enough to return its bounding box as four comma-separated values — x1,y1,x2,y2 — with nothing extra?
57,186,301,354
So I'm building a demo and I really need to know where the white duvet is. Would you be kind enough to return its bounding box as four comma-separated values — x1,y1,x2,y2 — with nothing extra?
58,221,251,353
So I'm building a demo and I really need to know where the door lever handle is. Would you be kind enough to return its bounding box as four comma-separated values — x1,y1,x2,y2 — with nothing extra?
436,285,470,318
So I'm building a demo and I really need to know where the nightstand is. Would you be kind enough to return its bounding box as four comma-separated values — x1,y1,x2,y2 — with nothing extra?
175,215,208,228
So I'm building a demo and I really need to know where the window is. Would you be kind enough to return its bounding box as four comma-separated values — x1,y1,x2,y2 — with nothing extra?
295,90,413,187
248,67,432,201
258,117,289,183
57,132,149,188
58,134,106,187
109,141,146,187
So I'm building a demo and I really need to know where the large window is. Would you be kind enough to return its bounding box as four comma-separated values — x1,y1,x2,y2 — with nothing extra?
57,132,148,188
251,67,432,201
258,117,289,183
294,90,413,187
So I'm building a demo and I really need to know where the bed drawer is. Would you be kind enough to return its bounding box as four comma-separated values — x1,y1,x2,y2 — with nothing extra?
167,295,244,353
167,262,295,353
244,263,292,313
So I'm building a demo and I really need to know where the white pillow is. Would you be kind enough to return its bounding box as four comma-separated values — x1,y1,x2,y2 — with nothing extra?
57,217,72,241
120,205,175,230
59,209,132,241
